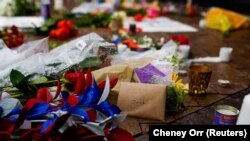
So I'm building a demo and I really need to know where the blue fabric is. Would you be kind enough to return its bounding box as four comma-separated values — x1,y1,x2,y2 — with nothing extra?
40,115,58,133
27,102,50,119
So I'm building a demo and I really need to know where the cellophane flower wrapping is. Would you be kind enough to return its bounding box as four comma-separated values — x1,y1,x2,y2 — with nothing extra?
0,33,118,87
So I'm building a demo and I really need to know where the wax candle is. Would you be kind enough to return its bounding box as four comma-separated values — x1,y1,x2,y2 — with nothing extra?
237,94,250,125
41,0,51,20
217,109,237,115
54,0,63,11
219,47,233,62
178,45,190,59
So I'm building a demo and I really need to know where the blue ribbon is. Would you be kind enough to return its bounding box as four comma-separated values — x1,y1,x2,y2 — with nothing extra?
40,114,58,133
27,102,50,120
78,80,101,106
94,101,121,117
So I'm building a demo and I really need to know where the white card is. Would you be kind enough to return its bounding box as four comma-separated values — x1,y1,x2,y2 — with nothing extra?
76,40,87,51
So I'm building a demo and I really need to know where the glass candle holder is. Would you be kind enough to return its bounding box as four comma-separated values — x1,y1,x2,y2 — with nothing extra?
188,65,212,95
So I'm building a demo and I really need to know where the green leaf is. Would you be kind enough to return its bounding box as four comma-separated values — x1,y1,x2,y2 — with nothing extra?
45,18,57,27
19,74,33,86
40,26,49,32
80,57,102,69
10,69,25,87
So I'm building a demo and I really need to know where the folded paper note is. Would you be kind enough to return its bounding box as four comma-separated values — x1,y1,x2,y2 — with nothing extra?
117,82,166,121
133,62,173,85
134,64,165,83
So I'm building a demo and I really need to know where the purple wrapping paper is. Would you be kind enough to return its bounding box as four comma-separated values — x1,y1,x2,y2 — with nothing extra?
134,64,165,83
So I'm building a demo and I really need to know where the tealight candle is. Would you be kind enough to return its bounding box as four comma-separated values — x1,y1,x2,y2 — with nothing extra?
219,47,233,62
218,79,230,87
237,94,250,125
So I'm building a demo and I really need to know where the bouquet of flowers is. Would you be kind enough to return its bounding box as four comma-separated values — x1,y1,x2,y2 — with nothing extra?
50,20,78,40
0,33,117,88
0,25,24,48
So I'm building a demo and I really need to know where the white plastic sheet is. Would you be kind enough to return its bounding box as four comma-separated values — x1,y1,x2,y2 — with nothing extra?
0,16,44,28
0,38,49,70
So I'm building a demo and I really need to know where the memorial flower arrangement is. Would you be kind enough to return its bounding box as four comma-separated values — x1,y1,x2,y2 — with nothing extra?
49,20,79,40
171,35,189,45
205,7,249,35
0,69,134,141
0,25,24,48
36,13,111,37
121,36,166,51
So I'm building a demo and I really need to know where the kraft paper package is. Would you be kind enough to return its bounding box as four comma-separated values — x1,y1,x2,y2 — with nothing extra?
117,82,167,121
93,57,153,91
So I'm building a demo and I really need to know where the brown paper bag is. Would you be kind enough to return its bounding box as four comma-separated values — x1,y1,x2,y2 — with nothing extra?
117,82,167,121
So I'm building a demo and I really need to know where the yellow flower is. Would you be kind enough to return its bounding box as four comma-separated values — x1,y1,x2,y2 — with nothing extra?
172,72,184,90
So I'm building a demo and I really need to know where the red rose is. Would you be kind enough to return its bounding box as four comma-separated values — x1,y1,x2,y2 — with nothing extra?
11,25,19,34
136,27,143,32
122,39,138,49
186,6,195,17
71,29,79,37
134,14,143,22
57,20,73,30
57,20,66,28
55,27,71,40
171,35,189,45
17,36,23,45
17,34,24,40
65,20,73,29
49,29,57,38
